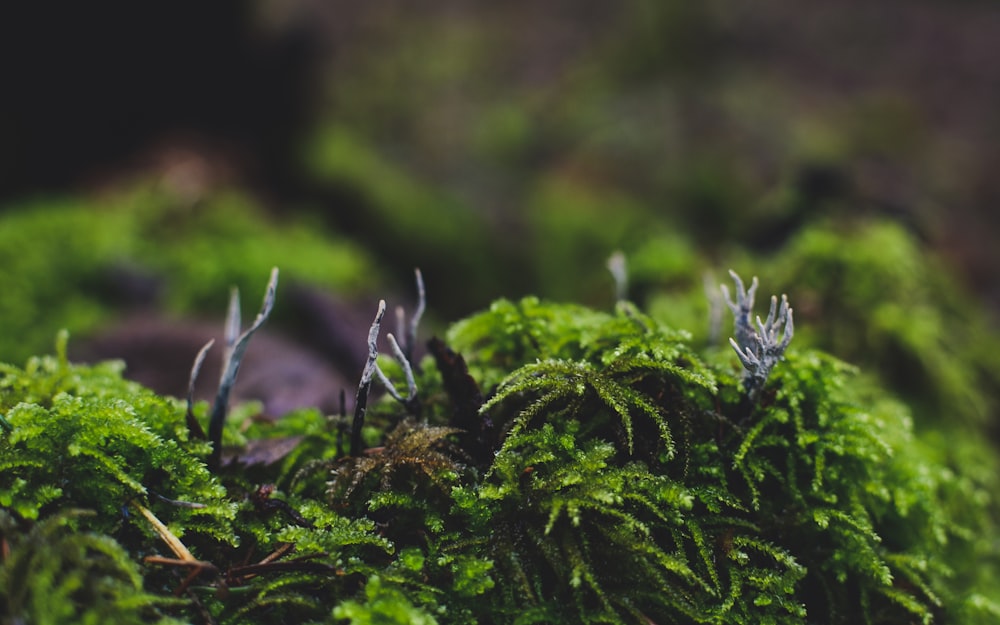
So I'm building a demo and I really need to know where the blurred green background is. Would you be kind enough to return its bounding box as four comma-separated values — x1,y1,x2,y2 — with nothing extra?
1,0,999,434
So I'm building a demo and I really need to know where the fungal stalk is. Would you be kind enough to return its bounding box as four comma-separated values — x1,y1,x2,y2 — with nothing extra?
374,332,420,415
394,268,426,364
351,299,386,457
200,267,279,470
607,251,628,303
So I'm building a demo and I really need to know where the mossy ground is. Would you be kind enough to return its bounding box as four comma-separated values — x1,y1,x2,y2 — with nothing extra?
4,3,1000,622
2,285,998,624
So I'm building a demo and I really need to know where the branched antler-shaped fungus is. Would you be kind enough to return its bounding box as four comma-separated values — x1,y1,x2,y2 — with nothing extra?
722,270,793,401
377,268,423,415
351,270,427,454
720,270,759,352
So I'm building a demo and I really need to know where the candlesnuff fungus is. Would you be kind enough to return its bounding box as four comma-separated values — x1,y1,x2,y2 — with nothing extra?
606,250,628,302
394,267,426,365
373,332,419,414
188,267,279,470
377,268,424,415
721,269,759,352
351,269,426,454
722,270,794,401
351,299,386,457
5,252,998,624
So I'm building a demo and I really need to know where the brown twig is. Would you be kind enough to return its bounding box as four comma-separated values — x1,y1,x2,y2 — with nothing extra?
134,502,218,595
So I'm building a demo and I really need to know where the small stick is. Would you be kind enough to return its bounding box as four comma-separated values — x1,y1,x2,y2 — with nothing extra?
133,502,198,563
135,502,218,595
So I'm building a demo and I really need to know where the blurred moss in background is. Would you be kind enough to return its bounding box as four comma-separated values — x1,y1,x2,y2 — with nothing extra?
3,0,1000,308
1,0,999,435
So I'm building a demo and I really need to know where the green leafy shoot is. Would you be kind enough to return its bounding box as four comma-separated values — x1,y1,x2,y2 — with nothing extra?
328,420,467,506
467,420,710,624
476,299,715,461
0,509,185,625
0,349,235,542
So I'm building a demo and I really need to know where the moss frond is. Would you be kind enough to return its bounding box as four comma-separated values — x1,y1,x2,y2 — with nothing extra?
0,509,185,625
0,354,234,541
2,250,996,624
327,420,467,505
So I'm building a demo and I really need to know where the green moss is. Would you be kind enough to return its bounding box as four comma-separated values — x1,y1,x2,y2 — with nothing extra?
0,184,375,363
333,575,440,625
0,509,187,625
448,297,999,624
2,275,997,623
762,219,1000,428
0,334,233,537
642,218,1000,430
523,178,657,304
304,125,504,313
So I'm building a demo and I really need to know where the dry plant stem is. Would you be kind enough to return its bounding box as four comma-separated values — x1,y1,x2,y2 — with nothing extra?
225,558,338,587
133,501,198,562
224,543,297,585
133,502,217,595
351,299,386,457
257,541,296,565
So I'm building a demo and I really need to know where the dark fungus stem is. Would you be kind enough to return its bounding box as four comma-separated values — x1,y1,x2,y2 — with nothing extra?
351,300,385,457
207,268,279,471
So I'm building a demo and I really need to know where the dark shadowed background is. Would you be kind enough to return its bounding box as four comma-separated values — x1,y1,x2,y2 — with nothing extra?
3,0,1000,375
3,1,999,309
